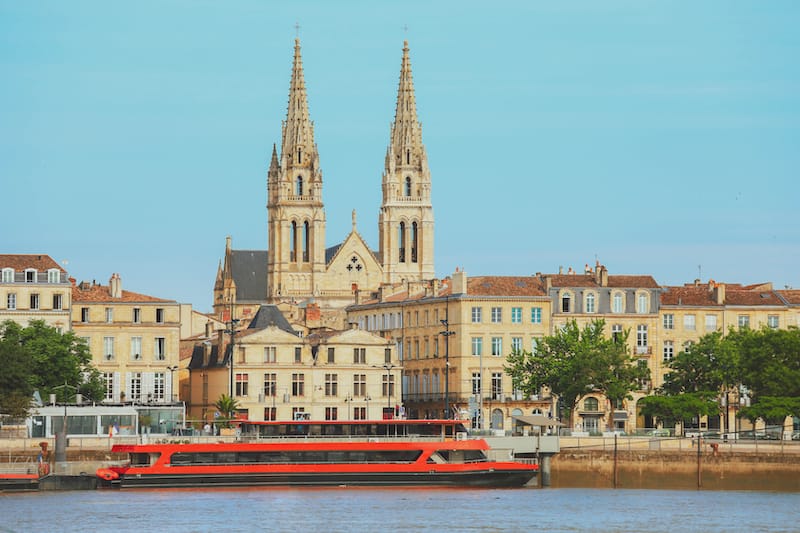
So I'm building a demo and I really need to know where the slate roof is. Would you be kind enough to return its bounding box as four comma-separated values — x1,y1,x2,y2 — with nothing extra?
246,305,296,334
230,250,268,302
187,341,229,370
547,274,660,289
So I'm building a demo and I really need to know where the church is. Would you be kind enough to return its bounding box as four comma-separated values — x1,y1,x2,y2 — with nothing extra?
214,39,435,325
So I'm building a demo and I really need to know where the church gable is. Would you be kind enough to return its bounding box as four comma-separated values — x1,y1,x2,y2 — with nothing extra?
326,230,384,292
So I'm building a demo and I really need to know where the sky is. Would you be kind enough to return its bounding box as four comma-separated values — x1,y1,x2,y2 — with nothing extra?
1,1,798,312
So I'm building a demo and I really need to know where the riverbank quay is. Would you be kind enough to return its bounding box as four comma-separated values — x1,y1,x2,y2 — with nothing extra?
553,436,800,491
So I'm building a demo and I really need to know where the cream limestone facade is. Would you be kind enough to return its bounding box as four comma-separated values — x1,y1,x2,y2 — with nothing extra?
72,274,181,404
186,314,397,424
0,254,71,331
347,271,553,431
214,39,434,324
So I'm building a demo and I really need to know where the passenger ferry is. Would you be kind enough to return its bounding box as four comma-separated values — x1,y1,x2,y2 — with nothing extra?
96,420,537,489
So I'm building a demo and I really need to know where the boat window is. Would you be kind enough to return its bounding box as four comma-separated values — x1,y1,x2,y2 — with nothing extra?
130,453,157,467
216,453,237,464
427,452,447,464
170,453,192,465
463,450,487,463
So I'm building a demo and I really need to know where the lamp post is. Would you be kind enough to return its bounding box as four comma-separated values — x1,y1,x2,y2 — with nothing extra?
166,365,178,402
439,297,454,419
344,393,353,421
224,318,240,398
374,362,400,418
365,396,371,420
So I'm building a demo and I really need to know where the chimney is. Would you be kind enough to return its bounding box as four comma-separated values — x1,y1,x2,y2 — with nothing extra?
567,266,574,275
432,278,440,296
452,270,467,295
558,266,564,275
109,273,122,298
595,265,608,287
543,275,552,292
205,320,213,337
713,283,726,305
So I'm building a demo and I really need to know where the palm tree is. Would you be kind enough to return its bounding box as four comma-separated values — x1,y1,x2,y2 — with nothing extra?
214,394,240,428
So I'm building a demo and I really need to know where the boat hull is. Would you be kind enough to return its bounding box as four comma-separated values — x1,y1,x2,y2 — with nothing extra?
0,474,39,492
103,468,535,489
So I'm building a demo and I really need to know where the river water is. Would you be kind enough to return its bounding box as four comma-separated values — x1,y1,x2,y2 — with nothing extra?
1,487,797,532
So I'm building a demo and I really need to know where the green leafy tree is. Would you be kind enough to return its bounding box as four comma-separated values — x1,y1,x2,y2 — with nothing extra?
739,396,800,426
506,319,649,427
727,327,800,400
660,332,736,395
638,392,720,429
0,320,104,418
214,393,240,428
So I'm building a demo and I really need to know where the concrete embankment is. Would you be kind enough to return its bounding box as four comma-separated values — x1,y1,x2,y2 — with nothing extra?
552,448,800,491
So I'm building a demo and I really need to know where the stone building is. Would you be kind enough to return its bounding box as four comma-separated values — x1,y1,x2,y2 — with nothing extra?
213,39,435,325
72,274,182,405
0,254,71,331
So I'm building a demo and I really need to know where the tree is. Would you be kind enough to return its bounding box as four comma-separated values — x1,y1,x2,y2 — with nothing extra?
739,396,800,426
638,392,720,430
660,331,736,396
0,320,104,418
214,394,240,428
506,319,649,427
728,327,800,401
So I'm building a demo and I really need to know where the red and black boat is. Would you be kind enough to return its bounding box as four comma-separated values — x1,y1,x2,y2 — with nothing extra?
96,420,537,489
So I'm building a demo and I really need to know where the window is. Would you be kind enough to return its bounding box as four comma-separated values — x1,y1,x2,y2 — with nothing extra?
471,372,482,395
511,337,523,353
105,307,113,323
491,337,503,357
561,294,571,313
264,407,277,421
294,347,302,363
291,373,305,396
585,293,596,313
7,293,16,310
129,373,142,401
611,324,623,343
25,269,36,283
663,341,674,362
531,307,542,324
637,293,649,314
327,347,335,363
768,315,779,329
353,407,366,421
130,337,141,361
684,314,696,331
471,337,483,356
385,348,392,363
153,372,165,401
296,175,303,196
531,338,539,354
663,314,674,330
302,221,309,262
263,373,276,397
290,221,297,261
52,294,63,310
583,397,599,411
325,374,338,397
133,308,141,324
353,347,366,364
612,293,624,314
738,315,750,328
411,221,418,263
48,269,60,283
234,373,248,396
325,407,338,421
104,337,115,360
156,308,164,323
705,314,718,331
491,373,503,401
398,222,406,262
636,325,648,352
1,268,12,283
405,176,412,196
491,307,502,323
382,374,395,398
471,307,482,323
511,307,522,323
30,293,39,310
264,347,276,363
353,374,367,396
81,307,89,322
154,337,166,361
103,372,114,401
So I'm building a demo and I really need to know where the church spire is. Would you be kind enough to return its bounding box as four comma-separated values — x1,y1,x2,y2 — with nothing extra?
389,40,424,161
281,38,317,169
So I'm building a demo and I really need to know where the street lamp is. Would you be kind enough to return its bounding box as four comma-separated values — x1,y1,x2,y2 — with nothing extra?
374,362,400,418
224,318,240,398
439,298,454,419
166,365,179,402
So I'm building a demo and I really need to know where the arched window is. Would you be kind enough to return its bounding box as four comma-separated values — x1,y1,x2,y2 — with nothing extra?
612,292,624,313
398,222,406,262
637,293,649,314
411,221,418,263
296,176,303,196
302,221,310,262
405,177,412,197
406,150,410,164
290,221,297,262
585,292,596,313
561,293,571,313
584,397,599,411
297,149,302,164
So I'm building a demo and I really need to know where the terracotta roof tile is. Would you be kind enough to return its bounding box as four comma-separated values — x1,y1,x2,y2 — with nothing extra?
72,283,173,303
660,286,719,306
0,254,65,272
466,276,546,297
778,290,800,304
725,290,783,306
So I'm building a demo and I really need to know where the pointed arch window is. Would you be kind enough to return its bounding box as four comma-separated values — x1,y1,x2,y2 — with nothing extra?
302,221,310,262
398,222,406,262
290,221,298,262
405,177,412,197
411,221,418,263
297,149,302,164
406,150,410,165
296,176,303,196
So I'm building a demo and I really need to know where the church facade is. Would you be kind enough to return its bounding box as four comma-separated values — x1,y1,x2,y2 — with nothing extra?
214,39,435,324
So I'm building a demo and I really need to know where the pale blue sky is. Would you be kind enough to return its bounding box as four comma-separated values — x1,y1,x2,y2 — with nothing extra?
2,1,798,312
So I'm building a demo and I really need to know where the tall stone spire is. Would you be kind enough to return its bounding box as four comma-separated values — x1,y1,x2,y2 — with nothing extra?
379,40,435,284
280,38,318,173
